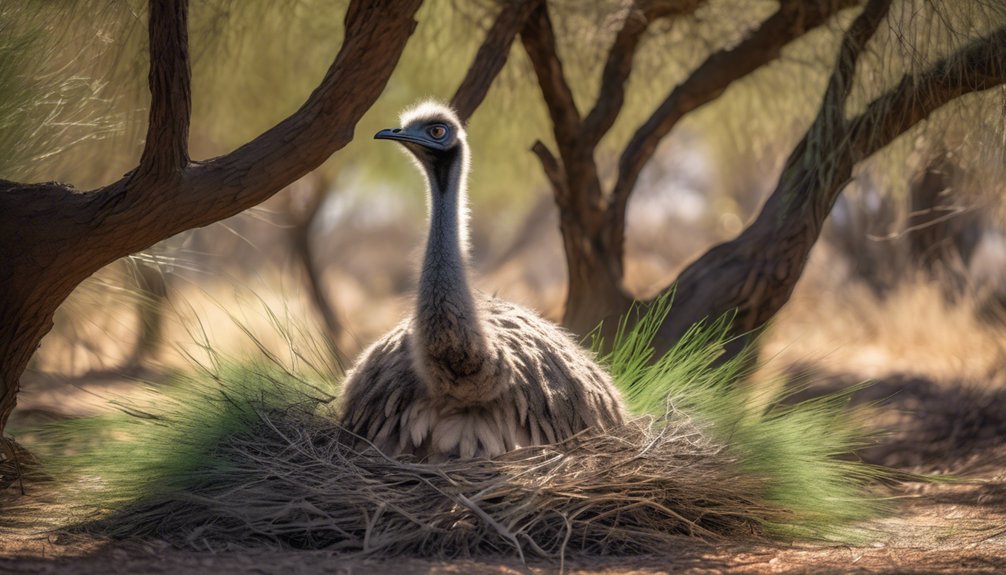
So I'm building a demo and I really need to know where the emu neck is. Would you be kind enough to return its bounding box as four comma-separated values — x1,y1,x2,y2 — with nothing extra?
414,151,489,386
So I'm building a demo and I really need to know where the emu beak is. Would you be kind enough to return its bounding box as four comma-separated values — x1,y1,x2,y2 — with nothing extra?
374,128,405,141
374,127,449,151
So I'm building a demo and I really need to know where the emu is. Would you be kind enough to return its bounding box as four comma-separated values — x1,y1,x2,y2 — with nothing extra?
338,102,624,459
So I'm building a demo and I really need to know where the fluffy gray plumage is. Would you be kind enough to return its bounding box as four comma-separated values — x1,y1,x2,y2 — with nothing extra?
339,101,624,459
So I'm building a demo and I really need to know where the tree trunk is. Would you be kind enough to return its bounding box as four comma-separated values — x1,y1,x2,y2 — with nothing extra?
650,154,852,356
559,211,633,337
519,0,864,342
553,164,632,336
648,20,1005,357
521,0,1004,361
286,174,347,366
0,182,109,433
0,0,423,440
125,258,169,368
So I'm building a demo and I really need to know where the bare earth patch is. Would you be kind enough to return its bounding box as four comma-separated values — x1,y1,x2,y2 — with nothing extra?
2,482,1006,575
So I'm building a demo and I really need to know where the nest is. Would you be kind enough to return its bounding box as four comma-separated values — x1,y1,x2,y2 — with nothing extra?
89,409,781,559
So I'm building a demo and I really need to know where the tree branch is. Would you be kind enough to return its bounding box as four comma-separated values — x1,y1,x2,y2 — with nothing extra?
451,0,542,122
650,20,1006,359
137,0,191,177
788,22,1006,225
580,0,704,147
849,25,1006,163
819,0,893,123
0,0,424,439
520,2,582,149
773,0,899,226
86,0,423,257
286,174,348,368
530,140,567,203
789,0,892,199
611,0,859,220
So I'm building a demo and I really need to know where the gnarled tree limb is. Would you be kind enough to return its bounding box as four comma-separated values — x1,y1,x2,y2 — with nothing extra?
611,0,861,234
848,26,1006,162
530,140,566,199
520,2,582,152
581,0,704,146
651,8,1005,357
136,0,191,179
451,0,543,122
0,0,424,438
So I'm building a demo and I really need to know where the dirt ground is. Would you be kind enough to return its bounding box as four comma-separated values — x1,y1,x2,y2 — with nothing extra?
3,367,1006,574
2,482,1005,575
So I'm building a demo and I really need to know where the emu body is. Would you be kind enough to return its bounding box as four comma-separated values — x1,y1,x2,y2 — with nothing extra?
339,102,624,458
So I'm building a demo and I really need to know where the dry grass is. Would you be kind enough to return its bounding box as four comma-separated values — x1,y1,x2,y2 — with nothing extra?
35,271,344,377
764,244,1006,384
71,411,775,560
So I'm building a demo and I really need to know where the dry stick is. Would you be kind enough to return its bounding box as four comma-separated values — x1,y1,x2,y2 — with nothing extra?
456,492,530,565
430,463,530,560
558,511,574,572
868,206,973,241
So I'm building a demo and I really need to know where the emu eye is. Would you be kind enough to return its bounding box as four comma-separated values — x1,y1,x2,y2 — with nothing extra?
428,125,447,140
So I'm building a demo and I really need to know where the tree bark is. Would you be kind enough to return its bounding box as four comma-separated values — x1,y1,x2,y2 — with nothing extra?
0,0,423,439
649,13,1006,357
520,0,1004,359
450,0,543,122
520,0,858,336
520,2,653,334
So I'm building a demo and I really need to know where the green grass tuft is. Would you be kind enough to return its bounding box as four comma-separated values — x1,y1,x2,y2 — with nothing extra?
31,356,339,512
597,292,885,539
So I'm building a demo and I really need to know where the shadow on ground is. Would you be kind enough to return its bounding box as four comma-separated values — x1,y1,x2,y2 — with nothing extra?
782,367,1006,473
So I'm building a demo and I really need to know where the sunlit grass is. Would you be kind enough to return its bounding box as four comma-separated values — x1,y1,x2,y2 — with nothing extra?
28,304,342,512
596,292,884,539
35,362,335,509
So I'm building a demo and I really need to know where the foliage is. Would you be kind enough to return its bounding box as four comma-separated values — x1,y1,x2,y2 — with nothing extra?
0,2,135,182
597,293,884,538
37,363,334,506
